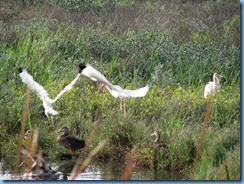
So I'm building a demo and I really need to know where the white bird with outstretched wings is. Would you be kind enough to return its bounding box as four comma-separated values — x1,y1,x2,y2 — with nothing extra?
78,63,149,113
19,68,80,124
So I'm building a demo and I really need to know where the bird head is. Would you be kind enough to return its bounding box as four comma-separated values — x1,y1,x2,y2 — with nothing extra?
18,68,23,73
78,63,86,73
57,126,69,135
151,130,159,136
151,130,160,142
24,130,31,139
213,73,224,84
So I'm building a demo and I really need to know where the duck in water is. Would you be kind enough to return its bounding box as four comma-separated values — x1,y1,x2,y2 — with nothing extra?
57,126,86,154
19,149,66,180
151,130,167,148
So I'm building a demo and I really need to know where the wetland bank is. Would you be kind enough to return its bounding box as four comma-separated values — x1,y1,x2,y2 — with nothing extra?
0,0,240,180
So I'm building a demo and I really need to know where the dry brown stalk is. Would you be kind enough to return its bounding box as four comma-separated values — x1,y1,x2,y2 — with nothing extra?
121,145,138,180
31,129,39,154
21,129,39,174
70,140,107,180
192,96,214,177
35,150,43,180
13,87,31,177
217,155,231,180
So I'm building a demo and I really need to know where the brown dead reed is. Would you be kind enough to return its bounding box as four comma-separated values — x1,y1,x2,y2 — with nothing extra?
70,139,107,180
13,87,31,177
217,155,231,180
121,145,138,180
22,129,39,173
191,96,214,177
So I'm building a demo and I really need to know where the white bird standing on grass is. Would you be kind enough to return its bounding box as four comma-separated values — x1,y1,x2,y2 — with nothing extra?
19,68,80,124
204,73,223,99
78,63,149,114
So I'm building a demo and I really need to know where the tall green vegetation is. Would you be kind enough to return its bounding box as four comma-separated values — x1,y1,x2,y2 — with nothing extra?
0,0,240,180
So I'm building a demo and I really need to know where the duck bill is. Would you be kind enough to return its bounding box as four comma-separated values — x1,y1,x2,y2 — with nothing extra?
56,129,62,133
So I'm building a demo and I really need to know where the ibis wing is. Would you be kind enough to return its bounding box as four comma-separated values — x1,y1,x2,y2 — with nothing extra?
204,82,214,99
19,69,52,103
105,85,149,99
104,85,130,98
81,64,114,89
52,73,81,103
79,63,149,99
104,85,121,98
124,85,149,98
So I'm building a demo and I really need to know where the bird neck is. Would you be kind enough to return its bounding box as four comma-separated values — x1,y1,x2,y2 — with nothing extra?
60,130,69,137
58,132,68,143
62,132,68,137
154,135,160,144
214,76,220,85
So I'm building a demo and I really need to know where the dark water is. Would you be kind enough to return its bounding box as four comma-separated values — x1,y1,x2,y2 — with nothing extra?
0,156,187,180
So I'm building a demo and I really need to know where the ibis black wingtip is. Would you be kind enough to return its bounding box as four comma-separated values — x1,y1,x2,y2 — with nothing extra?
18,68,23,73
78,63,86,73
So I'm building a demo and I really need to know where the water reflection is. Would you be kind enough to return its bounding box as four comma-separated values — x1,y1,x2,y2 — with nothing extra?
0,156,186,180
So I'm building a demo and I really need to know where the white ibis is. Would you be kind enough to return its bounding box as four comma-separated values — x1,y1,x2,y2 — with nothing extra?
19,68,80,124
204,73,223,99
78,63,149,114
